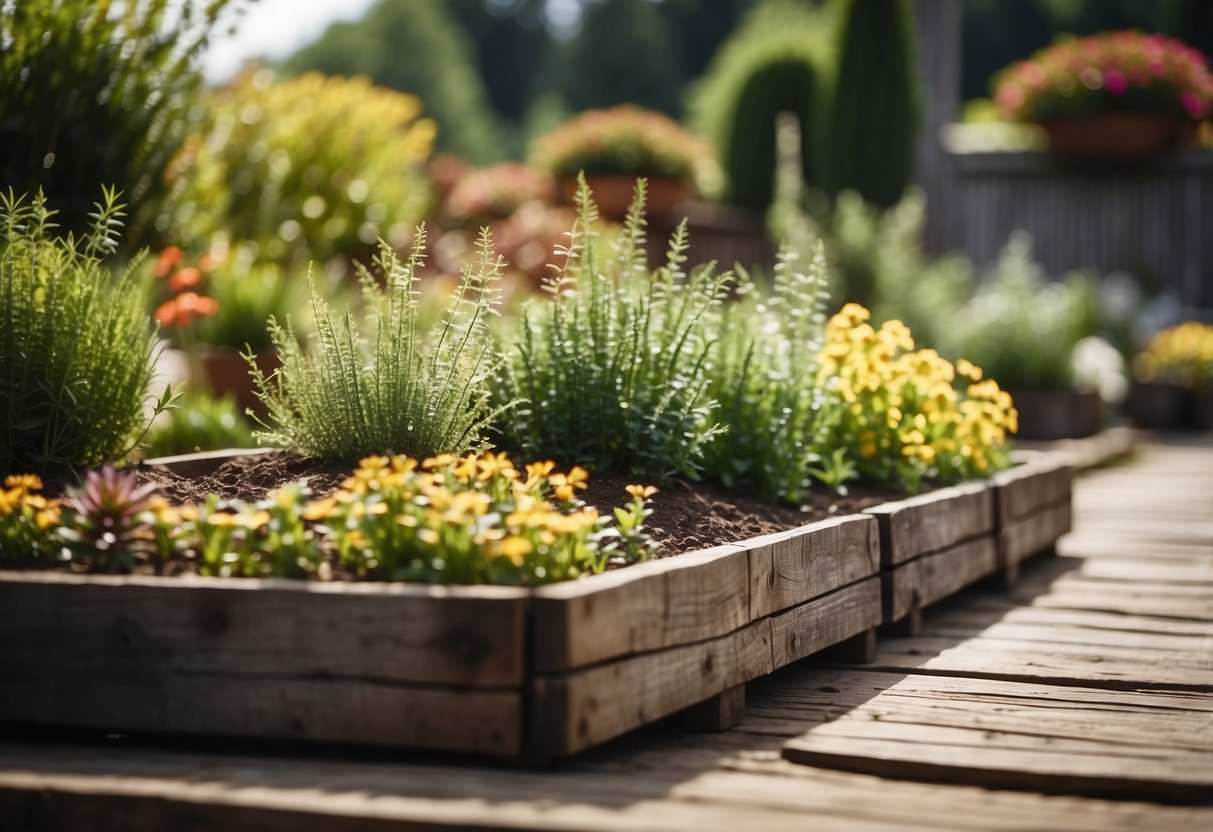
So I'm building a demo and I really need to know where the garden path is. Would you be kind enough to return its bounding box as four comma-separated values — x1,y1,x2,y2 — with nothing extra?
0,434,1210,830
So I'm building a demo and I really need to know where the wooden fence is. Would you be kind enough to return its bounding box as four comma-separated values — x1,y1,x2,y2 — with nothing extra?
930,148,1213,309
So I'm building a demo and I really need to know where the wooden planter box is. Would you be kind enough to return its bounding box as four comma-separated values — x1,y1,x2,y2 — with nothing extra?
991,451,1074,583
0,508,881,762
864,482,999,634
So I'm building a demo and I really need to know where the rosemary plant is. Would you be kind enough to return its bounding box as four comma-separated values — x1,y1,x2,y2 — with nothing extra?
0,188,174,477
706,241,839,504
250,228,509,460
495,176,731,482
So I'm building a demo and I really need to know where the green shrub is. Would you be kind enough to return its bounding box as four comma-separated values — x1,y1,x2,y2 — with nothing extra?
689,1,831,211
250,230,507,461
164,69,435,269
0,0,234,246
823,0,920,208
495,177,731,483
706,243,834,504
1,188,174,477
143,392,256,458
939,233,1093,391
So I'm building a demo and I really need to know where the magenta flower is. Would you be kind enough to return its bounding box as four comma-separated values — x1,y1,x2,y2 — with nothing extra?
1105,69,1129,96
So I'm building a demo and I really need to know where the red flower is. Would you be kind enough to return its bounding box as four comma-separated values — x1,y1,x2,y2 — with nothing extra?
155,246,184,278
167,266,202,293
155,292,219,328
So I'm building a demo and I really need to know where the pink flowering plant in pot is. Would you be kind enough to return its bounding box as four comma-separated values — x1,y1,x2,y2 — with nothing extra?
992,30,1213,161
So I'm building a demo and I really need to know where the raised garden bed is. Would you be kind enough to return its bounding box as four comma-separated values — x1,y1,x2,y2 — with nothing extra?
0,453,883,762
864,481,998,635
991,450,1074,584
1,449,1076,760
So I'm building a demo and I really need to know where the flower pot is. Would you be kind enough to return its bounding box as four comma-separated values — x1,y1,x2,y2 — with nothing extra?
199,346,279,415
1040,112,1183,166
1008,389,1103,440
1129,380,1188,430
558,174,691,221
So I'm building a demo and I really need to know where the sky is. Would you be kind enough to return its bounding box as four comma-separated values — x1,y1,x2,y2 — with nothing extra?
202,0,378,84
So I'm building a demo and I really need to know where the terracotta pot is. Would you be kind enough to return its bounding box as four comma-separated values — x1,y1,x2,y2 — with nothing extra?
1129,380,1188,430
1008,388,1103,440
199,346,280,415
558,174,691,221
1040,112,1183,166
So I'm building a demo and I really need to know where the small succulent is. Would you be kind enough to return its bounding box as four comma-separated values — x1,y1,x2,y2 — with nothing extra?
60,466,160,572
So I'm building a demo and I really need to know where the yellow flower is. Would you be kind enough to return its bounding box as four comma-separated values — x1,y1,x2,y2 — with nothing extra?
4,473,42,493
477,451,519,481
525,460,556,481
625,484,658,499
566,466,590,490
422,453,458,470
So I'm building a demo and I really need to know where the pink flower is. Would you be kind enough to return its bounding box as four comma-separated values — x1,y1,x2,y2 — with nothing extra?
1181,91,1208,119
1104,69,1129,96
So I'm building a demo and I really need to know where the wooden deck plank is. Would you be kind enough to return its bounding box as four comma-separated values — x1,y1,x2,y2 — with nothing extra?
778,669,1213,803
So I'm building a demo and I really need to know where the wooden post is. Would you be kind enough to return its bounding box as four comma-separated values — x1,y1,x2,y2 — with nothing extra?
669,684,746,733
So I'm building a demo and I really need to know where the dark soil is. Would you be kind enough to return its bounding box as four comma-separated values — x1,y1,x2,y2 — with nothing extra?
131,451,898,554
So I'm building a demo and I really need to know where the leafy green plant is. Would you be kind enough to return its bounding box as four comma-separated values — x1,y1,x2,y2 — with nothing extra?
192,247,308,351
939,234,1095,392
164,69,435,268
688,0,830,211
143,392,256,458
1,189,175,477
706,243,834,504
0,0,236,246
250,229,508,461
495,177,732,483
823,0,920,208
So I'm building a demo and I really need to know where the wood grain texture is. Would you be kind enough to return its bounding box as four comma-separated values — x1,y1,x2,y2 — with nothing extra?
864,481,995,566
994,452,1074,522
779,670,1213,803
768,577,881,668
747,515,879,620
0,572,528,687
1000,501,1073,568
530,618,774,757
530,545,748,672
882,535,999,623
0,674,523,756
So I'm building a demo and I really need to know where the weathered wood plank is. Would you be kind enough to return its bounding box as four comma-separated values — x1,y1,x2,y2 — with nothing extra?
1001,501,1073,568
0,572,528,687
779,671,1213,803
530,545,749,672
0,675,523,756
768,577,881,668
529,618,774,758
6,739,1212,832
882,535,999,623
747,515,879,620
864,481,995,566
995,452,1074,522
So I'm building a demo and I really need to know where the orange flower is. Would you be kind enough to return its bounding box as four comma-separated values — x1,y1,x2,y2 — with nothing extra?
155,292,219,328
155,246,184,278
168,266,202,293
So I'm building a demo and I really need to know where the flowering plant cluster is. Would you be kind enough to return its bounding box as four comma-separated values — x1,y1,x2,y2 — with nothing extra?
529,105,716,187
444,163,556,227
151,245,218,333
993,30,1213,123
816,304,1018,493
0,456,656,586
1134,321,1213,390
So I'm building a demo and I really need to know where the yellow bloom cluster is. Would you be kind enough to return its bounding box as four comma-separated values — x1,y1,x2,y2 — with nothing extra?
0,474,62,558
1135,321,1213,390
325,452,654,584
817,303,1018,490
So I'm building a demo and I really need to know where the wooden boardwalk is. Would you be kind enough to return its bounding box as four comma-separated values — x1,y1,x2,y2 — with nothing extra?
1,435,1211,830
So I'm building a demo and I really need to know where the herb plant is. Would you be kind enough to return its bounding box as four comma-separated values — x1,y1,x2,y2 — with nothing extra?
250,229,508,461
706,242,834,504
1,189,175,477
495,177,732,482
143,392,256,458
